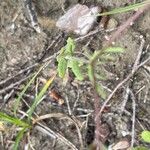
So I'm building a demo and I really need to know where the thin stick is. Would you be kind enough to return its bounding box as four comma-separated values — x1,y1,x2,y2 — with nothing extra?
18,110,78,150
72,91,80,112
96,55,150,121
65,96,72,115
105,6,149,45
131,35,145,73
0,50,60,95
33,113,84,149
37,122,78,150
120,86,130,114
129,89,136,147
75,28,103,42
96,33,147,120
0,63,38,86
0,76,31,95
23,0,41,33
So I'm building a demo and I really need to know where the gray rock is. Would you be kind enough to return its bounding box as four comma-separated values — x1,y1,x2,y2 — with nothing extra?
56,4,100,35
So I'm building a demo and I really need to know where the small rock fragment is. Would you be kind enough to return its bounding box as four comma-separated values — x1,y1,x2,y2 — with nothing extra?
111,140,130,150
56,4,100,35
107,18,118,30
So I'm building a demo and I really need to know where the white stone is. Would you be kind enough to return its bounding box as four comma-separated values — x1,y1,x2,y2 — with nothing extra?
56,4,100,35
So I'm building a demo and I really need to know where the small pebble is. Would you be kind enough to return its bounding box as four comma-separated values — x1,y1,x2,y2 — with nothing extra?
56,4,100,35
107,18,118,30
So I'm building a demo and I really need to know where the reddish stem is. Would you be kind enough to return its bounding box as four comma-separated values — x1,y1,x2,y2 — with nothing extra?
93,4,150,150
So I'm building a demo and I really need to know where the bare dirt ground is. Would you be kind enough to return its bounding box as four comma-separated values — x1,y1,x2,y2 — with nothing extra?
0,0,150,150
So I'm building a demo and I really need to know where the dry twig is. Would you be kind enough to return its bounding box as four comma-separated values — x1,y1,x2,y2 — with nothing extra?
129,89,136,148
120,86,130,114
33,113,84,149
91,4,150,149
97,36,150,117
23,0,41,33
18,110,79,150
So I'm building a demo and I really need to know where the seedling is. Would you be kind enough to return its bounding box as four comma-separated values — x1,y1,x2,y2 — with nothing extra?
0,70,56,150
132,130,150,150
1,1,148,149
57,37,124,99
0,112,30,150
57,37,84,81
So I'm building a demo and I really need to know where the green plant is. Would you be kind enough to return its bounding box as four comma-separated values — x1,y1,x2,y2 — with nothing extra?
2,1,149,149
0,70,55,150
14,65,45,116
0,112,30,128
14,60,56,120
57,37,84,81
97,0,150,16
0,112,30,150
141,130,150,143
57,37,124,99
133,130,150,150
133,147,149,150
27,73,56,121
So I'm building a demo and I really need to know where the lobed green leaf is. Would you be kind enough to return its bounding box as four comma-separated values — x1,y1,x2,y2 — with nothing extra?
65,37,75,54
141,130,150,143
57,58,68,78
70,60,84,81
88,65,94,82
57,47,65,61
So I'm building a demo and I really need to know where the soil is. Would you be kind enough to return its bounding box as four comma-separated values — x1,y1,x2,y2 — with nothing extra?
0,0,150,150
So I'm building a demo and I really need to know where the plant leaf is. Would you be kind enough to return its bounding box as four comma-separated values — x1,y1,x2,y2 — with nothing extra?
14,63,48,116
141,130,150,143
0,112,30,127
132,146,149,150
57,58,68,78
66,37,75,54
71,60,84,81
88,65,94,82
97,1,149,16
57,37,76,80
105,47,125,53
27,73,56,120
13,127,27,150
57,47,65,61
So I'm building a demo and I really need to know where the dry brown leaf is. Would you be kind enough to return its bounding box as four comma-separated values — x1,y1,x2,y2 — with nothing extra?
112,140,130,150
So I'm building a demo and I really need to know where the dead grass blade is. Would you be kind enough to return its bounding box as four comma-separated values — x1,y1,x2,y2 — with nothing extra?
18,110,78,150
33,113,84,149
27,73,56,121
14,63,48,116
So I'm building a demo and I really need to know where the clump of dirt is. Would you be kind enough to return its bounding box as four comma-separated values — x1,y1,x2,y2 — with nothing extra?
0,0,150,150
